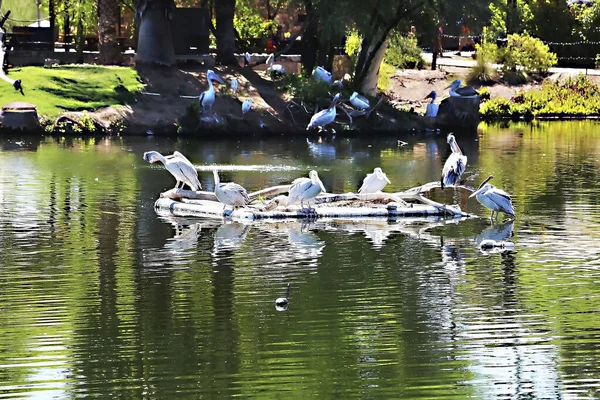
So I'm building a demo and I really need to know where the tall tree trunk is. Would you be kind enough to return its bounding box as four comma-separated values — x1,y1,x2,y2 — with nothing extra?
300,0,318,76
359,39,388,96
98,0,123,64
214,0,237,66
76,12,84,63
134,0,176,66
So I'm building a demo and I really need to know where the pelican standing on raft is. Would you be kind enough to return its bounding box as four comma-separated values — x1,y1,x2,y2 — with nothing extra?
446,79,479,98
470,175,516,220
242,98,253,114
213,169,250,211
307,93,341,131
287,170,326,213
143,151,202,191
441,133,467,189
0,28,24,95
230,77,238,94
199,70,225,113
424,90,439,117
266,53,285,74
349,92,370,110
358,167,391,194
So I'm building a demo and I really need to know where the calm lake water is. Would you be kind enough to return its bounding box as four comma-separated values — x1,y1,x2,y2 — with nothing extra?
0,121,599,399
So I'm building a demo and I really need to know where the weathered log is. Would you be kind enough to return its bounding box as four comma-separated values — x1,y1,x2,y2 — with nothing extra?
249,185,291,200
161,188,218,201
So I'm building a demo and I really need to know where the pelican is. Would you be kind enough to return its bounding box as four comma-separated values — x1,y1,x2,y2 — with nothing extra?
287,170,326,213
230,77,238,94
306,93,341,131
312,66,332,84
242,98,253,114
470,175,516,220
143,151,202,191
358,167,391,194
244,52,251,66
441,133,467,189
424,90,439,117
0,28,23,95
266,53,285,74
199,70,225,113
349,92,370,110
446,79,479,98
213,169,250,211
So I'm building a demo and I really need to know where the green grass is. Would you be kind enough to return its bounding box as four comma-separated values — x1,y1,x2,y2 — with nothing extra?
0,65,144,119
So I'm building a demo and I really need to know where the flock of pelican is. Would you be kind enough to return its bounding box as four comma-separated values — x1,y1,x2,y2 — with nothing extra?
143,131,515,221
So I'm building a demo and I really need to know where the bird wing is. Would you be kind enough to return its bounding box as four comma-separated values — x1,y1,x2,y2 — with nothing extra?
198,91,206,105
288,178,312,204
455,86,479,96
485,187,515,215
171,157,201,190
221,182,250,205
441,153,467,187
358,173,375,193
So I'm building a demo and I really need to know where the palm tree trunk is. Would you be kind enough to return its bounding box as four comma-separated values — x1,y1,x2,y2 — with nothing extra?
134,0,176,66
97,0,123,64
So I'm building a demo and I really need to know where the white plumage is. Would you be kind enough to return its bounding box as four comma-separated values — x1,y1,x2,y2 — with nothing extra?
441,133,467,189
358,167,391,193
306,93,340,131
312,66,332,84
424,90,439,117
446,79,479,98
349,92,370,110
470,180,516,220
199,70,225,113
213,169,250,209
287,170,326,211
143,150,201,191
242,98,253,114
230,78,238,94
266,53,285,74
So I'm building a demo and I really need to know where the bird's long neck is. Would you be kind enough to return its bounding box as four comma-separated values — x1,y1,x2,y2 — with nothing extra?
207,79,214,92
213,170,220,186
430,96,436,104
155,152,168,165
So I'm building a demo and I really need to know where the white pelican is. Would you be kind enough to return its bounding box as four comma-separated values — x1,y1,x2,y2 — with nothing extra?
349,92,370,110
312,66,332,84
441,133,467,189
358,167,391,194
424,90,439,117
0,28,23,95
446,79,479,98
470,176,516,220
306,93,341,131
287,170,326,213
143,150,202,191
230,77,238,94
242,98,253,114
244,52,251,66
199,70,225,113
213,169,250,210
266,53,285,74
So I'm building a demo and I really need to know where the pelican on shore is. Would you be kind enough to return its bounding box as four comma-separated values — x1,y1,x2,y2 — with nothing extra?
244,52,252,66
307,93,341,131
358,167,391,194
0,28,23,95
446,79,479,98
230,77,238,94
441,133,467,189
242,98,253,114
199,70,225,113
266,53,285,74
424,90,439,117
312,66,332,84
470,175,516,220
287,170,326,213
349,92,370,110
213,169,250,211
143,151,201,191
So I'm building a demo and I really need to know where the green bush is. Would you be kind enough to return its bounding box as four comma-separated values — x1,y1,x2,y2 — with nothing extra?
468,42,499,84
480,74,600,119
377,62,395,94
384,31,424,70
498,33,557,74
278,73,336,105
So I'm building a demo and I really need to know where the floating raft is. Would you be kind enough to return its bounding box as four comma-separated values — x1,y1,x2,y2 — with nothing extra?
153,181,473,221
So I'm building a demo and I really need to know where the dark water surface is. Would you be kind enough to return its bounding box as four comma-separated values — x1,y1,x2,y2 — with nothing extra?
0,121,599,399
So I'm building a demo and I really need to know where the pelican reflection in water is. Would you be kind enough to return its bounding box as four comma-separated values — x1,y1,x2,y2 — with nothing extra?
213,222,252,254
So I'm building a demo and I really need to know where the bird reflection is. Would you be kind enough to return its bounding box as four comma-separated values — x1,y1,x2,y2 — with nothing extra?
164,221,202,252
286,222,325,258
213,222,252,253
306,137,336,160
476,221,515,254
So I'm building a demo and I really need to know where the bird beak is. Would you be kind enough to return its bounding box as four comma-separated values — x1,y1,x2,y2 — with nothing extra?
469,186,486,198
209,72,225,85
477,175,494,189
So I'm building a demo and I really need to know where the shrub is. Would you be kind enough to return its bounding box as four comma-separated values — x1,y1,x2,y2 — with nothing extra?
377,62,395,94
468,42,499,84
478,87,491,101
278,73,335,105
497,33,557,74
385,31,424,70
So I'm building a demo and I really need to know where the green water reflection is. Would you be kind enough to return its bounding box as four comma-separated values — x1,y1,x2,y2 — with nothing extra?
0,121,598,398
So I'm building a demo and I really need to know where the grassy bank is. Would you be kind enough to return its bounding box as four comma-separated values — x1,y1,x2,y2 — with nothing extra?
480,74,600,120
0,65,144,119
